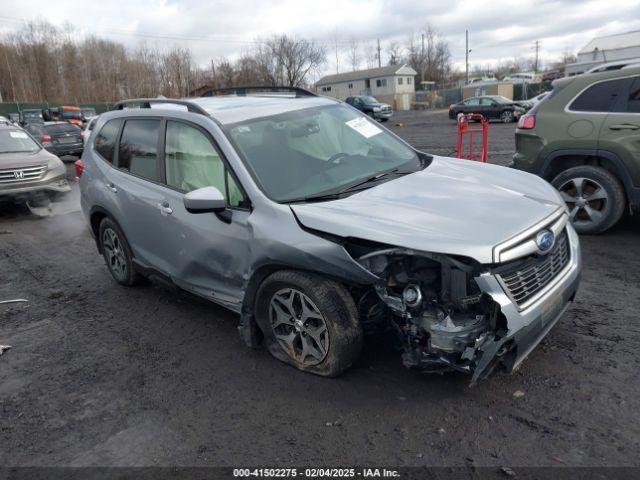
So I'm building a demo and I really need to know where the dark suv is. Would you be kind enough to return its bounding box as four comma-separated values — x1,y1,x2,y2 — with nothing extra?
514,66,640,234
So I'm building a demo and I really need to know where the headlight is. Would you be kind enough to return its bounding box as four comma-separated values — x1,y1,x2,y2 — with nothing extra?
47,156,63,170
373,107,381,112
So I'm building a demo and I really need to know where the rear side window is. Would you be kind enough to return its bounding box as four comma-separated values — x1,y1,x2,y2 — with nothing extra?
569,78,628,112
627,77,640,113
118,119,160,181
94,119,122,164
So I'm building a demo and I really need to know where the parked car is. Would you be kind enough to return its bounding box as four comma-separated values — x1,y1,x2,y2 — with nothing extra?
503,72,541,84
80,107,97,122
514,66,640,234
345,95,393,121
19,109,44,127
33,122,84,158
79,89,581,385
449,95,525,123
0,123,70,204
467,76,498,85
542,70,564,82
585,58,640,74
514,100,534,111
8,113,20,124
82,116,99,146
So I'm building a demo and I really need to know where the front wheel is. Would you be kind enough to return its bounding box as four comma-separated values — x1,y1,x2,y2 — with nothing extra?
551,165,626,234
500,110,514,123
254,270,363,377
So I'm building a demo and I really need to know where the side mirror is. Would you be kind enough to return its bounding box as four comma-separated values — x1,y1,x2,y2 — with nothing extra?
183,186,226,214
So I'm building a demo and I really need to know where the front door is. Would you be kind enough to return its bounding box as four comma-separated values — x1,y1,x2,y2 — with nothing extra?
155,120,252,310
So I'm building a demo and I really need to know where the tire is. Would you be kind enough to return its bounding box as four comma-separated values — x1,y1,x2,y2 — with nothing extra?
551,165,626,234
254,270,363,377
98,217,142,286
500,110,514,123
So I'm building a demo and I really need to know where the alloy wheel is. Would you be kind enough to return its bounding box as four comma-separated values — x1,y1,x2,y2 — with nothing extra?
558,177,608,228
501,111,513,123
102,227,128,281
269,288,330,366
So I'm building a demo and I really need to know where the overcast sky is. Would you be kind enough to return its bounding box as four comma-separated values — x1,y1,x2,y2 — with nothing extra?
1,0,640,79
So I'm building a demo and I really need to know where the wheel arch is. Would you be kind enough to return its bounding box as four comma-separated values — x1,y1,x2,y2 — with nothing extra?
88,205,125,254
541,149,637,210
238,262,367,348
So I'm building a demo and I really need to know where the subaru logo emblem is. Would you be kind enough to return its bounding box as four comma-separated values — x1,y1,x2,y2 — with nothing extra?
13,170,24,179
536,229,555,253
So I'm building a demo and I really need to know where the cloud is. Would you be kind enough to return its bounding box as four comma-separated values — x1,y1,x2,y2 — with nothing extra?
1,0,638,76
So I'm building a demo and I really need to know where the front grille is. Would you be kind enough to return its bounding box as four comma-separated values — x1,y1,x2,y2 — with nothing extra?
0,165,46,184
498,229,570,308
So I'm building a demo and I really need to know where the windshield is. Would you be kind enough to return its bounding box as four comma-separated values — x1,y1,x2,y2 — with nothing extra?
226,104,421,202
23,111,43,122
360,96,379,105
0,129,40,153
61,108,82,120
492,96,512,104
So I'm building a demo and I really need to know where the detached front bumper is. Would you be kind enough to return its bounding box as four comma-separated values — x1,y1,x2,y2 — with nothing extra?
471,224,581,384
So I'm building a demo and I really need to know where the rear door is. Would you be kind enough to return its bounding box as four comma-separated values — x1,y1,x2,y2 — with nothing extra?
479,97,499,118
599,75,640,187
152,119,252,309
563,77,630,153
106,117,171,272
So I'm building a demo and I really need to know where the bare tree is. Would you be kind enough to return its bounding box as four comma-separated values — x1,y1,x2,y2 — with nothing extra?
347,38,360,71
364,41,378,69
405,25,451,85
387,41,403,66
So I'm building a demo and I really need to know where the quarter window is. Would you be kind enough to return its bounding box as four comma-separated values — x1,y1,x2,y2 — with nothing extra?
164,121,245,208
569,78,628,112
94,119,122,164
118,119,160,181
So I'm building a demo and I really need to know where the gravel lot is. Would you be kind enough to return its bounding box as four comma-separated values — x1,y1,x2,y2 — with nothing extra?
1,110,639,469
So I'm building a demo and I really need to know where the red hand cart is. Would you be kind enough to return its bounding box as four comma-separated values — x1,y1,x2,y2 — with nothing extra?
456,113,489,163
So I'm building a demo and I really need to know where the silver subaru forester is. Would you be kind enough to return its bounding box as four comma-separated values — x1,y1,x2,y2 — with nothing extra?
79,88,581,385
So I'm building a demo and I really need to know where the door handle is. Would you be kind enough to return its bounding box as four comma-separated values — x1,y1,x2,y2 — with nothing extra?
157,202,173,216
107,183,118,193
609,124,639,130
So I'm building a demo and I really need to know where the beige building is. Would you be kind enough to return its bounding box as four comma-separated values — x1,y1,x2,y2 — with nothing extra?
315,64,418,110
462,82,514,100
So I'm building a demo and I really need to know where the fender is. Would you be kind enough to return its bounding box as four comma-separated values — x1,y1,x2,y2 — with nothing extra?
541,148,640,209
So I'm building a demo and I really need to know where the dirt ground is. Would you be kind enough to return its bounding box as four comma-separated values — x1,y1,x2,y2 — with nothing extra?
1,110,639,469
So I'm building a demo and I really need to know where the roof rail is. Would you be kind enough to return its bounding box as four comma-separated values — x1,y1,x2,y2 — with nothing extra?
200,86,317,98
112,98,209,115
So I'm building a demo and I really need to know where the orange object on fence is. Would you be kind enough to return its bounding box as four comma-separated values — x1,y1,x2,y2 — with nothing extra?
456,113,489,163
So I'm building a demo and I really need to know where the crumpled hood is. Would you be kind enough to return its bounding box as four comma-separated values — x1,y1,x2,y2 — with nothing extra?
291,156,564,264
0,149,52,169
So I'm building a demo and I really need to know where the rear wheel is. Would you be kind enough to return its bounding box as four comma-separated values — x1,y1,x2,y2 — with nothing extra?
98,217,142,286
255,270,362,377
551,165,626,234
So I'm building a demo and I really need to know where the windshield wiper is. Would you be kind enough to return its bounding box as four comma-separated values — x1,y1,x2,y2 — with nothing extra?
286,167,411,204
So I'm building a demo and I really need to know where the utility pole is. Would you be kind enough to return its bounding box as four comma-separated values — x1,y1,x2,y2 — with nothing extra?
533,40,540,73
465,30,469,85
377,38,381,68
421,33,425,82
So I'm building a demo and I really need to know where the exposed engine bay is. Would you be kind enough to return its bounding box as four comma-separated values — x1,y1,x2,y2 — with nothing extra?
346,239,511,385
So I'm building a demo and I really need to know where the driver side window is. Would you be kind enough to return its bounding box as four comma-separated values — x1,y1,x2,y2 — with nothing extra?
164,121,246,208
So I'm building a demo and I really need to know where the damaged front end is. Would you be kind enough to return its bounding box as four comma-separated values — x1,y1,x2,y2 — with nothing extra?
346,221,581,386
